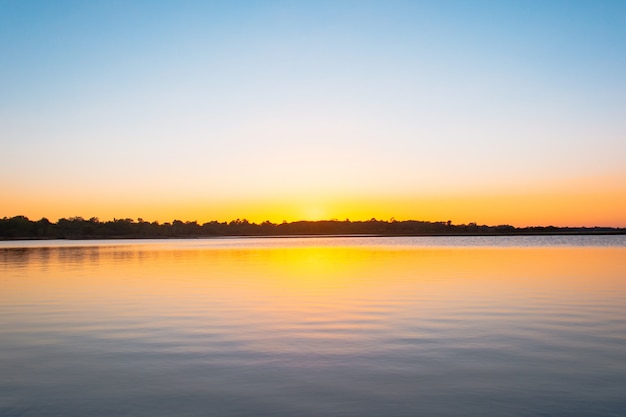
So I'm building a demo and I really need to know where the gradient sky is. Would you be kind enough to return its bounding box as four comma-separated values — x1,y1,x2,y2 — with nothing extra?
2,0,625,226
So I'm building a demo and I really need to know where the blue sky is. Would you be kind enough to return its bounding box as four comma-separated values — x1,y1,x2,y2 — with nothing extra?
2,1,625,224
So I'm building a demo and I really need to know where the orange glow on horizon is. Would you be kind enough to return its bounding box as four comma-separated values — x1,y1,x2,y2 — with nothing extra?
2,174,625,227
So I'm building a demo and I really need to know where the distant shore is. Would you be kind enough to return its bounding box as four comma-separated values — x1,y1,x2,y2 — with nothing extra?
2,216,625,240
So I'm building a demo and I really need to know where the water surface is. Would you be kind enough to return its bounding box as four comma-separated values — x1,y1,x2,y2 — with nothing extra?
1,236,626,416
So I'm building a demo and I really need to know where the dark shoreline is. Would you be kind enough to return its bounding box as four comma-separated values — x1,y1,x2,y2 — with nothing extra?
2,231,626,242
2,216,625,240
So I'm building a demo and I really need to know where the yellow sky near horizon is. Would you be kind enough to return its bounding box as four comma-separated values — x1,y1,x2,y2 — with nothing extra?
4,172,626,227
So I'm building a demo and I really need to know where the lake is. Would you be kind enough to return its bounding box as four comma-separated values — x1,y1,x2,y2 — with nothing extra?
1,236,626,417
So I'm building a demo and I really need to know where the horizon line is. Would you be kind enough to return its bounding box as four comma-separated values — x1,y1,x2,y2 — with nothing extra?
2,215,625,230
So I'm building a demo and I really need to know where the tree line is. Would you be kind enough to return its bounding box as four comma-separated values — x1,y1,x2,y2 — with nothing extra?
1,215,624,239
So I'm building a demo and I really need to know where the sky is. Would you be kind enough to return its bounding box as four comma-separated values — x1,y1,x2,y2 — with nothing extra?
1,0,625,226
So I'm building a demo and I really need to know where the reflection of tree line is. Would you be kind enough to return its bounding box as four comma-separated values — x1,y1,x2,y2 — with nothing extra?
0,245,102,267
1,216,624,239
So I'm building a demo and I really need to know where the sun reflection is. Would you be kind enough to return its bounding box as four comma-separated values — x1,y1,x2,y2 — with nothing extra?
3,242,626,361
3,244,626,322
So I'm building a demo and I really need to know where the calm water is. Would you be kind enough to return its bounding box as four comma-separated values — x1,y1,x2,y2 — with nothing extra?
1,236,626,417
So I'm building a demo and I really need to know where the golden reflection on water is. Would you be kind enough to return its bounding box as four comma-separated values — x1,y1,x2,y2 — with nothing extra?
2,244,626,326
